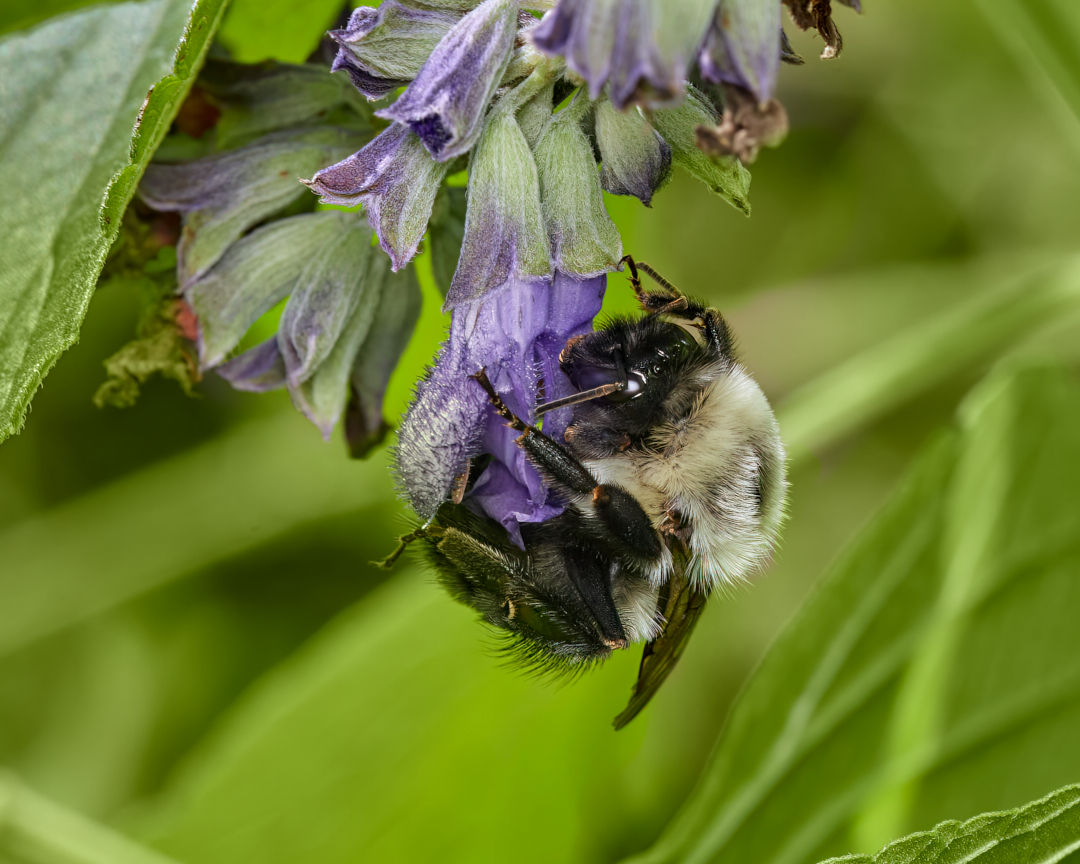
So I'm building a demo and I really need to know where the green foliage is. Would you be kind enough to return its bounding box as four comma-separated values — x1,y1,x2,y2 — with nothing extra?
93,299,199,409
0,772,180,864
3,2,1080,863
625,363,1080,864
134,574,644,864
0,0,226,443
825,784,1080,864
214,0,345,64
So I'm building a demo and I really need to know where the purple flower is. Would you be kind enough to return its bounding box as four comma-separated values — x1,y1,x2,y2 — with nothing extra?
330,2,459,101
698,0,782,104
445,105,551,309
139,128,364,284
531,0,716,109
304,122,451,271
396,271,605,544
376,0,520,160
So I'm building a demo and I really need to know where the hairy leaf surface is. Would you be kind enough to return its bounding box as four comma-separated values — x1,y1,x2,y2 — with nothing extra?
0,0,225,442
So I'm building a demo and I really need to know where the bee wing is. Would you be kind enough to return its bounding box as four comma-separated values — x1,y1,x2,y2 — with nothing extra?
613,560,710,730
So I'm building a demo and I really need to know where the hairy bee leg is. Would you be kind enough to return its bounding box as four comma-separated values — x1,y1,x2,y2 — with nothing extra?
589,485,665,563
472,368,598,494
701,309,734,360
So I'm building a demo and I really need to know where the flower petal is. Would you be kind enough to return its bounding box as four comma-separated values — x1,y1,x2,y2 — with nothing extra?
346,265,423,458
185,212,363,368
331,50,411,101
396,271,604,529
331,1,459,83
376,0,519,160
445,109,551,309
534,95,622,275
289,251,393,440
304,123,451,271
594,95,672,206
531,0,716,109
698,0,782,103
278,218,375,387
215,337,287,392
652,85,752,212
140,128,363,283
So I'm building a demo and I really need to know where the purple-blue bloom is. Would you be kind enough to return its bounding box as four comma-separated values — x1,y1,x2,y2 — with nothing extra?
305,123,451,271
330,2,459,101
376,0,520,161
698,0,782,104
396,272,604,543
531,0,715,109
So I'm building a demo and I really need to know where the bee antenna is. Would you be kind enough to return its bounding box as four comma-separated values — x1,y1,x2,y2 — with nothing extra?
535,382,627,416
636,261,681,296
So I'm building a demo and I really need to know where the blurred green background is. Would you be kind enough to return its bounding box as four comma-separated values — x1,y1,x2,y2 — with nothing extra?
2,0,1080,862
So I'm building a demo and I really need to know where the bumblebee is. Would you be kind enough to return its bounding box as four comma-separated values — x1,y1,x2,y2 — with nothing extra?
398,259,786,727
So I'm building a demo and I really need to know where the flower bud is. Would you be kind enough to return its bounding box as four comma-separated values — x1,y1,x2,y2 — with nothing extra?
331,1,459,95
446,109,551,309
532,0,715,109
185,211,366,369
699,0,782,104
377,0,519,160
278,218,375,388
304,123,451,271
534,94,622,275
140,128,363,284
594,94,672,206
346,265,422,457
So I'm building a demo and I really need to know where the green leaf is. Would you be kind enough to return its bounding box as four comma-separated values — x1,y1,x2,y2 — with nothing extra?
652,87,752,216
823,783,1080,864
626,361,1080,864
0,0,226,443
137,573,647,864
0,772,180,864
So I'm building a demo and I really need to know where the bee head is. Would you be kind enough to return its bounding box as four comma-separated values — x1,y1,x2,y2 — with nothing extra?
557,315,720,435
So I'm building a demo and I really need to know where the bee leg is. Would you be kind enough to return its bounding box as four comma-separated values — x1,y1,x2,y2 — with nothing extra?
564,423,632,459
658,507,693,554
373,525,428,569
621,255,689,316
701,309,735,360
587,485,665,567
472,369,664,572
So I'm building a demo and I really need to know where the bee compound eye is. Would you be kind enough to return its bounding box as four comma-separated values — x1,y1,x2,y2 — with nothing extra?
607,372,644,403
572,367,645,403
